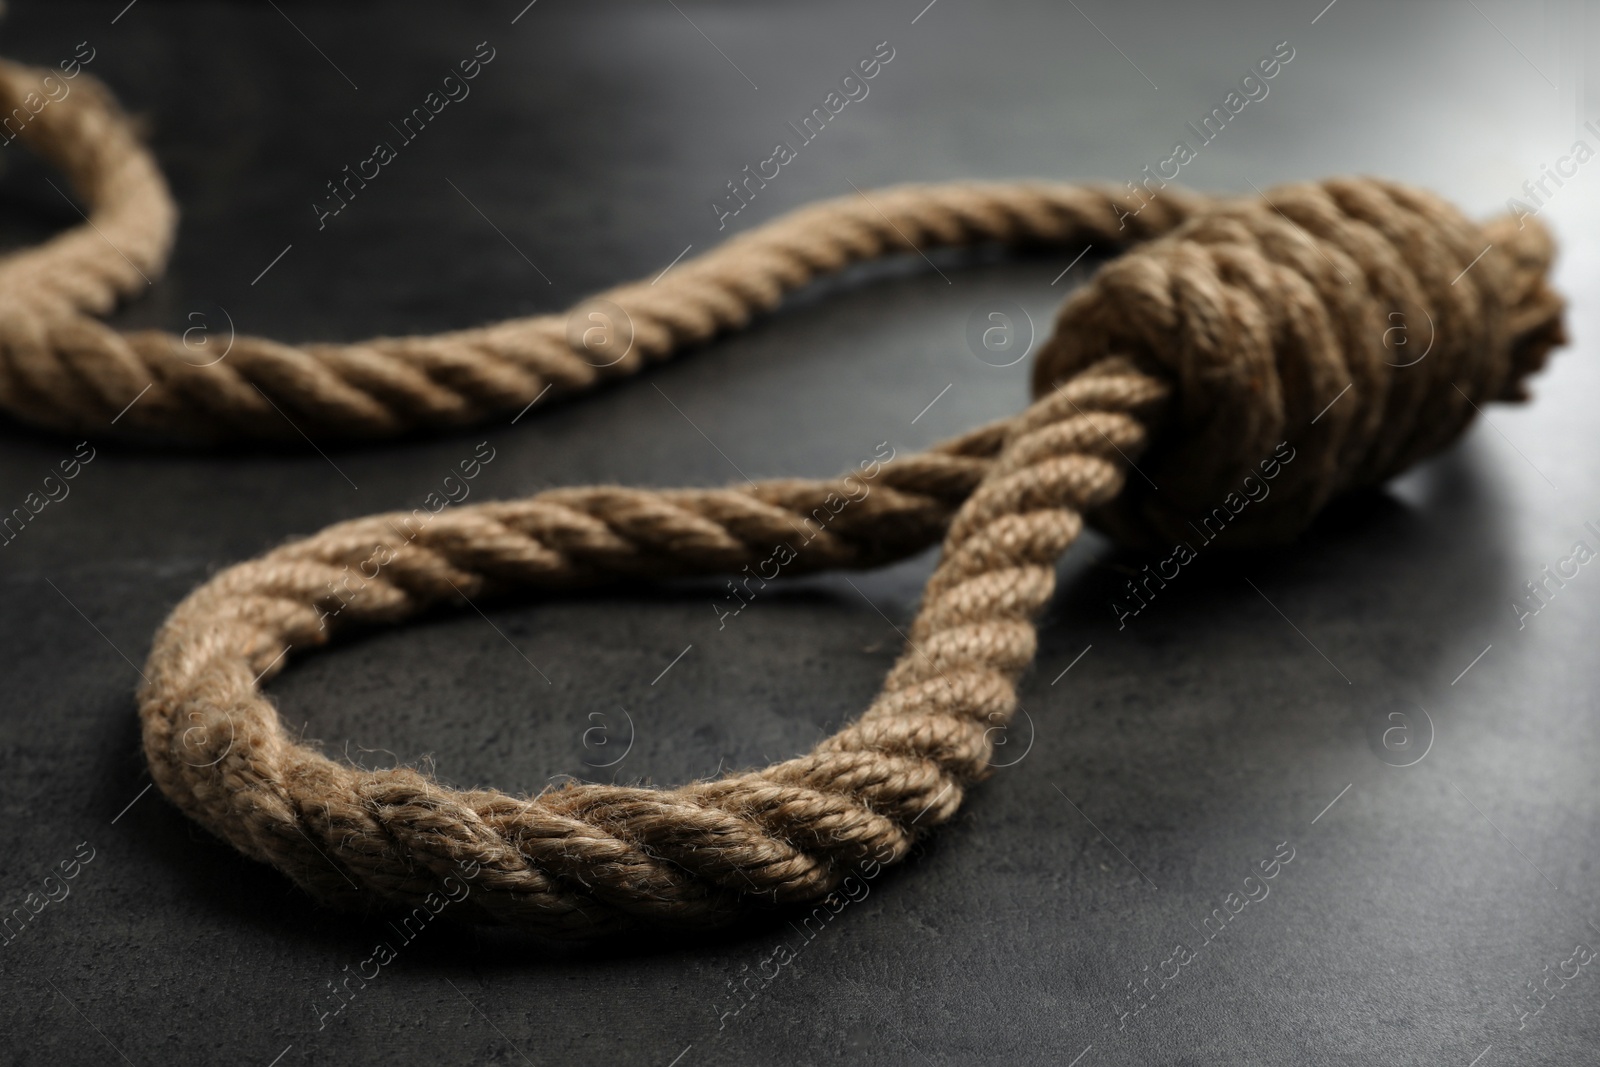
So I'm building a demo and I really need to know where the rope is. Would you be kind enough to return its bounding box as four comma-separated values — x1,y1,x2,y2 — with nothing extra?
2,60,1561,933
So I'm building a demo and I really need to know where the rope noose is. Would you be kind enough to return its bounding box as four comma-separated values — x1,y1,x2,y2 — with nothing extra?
0,61,1564,933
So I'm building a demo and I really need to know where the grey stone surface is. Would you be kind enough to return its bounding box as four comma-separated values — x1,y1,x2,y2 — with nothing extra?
0,1,1597,1064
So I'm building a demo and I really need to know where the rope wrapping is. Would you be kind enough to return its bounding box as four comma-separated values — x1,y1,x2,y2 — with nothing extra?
0,58,1564,934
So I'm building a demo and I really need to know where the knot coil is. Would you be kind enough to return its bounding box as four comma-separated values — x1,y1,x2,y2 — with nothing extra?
1032,177,1565,547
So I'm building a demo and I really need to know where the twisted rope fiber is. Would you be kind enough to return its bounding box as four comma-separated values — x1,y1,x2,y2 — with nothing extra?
4,58,1555,931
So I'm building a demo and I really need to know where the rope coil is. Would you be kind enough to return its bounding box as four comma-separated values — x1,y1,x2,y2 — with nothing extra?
0,59,1563,933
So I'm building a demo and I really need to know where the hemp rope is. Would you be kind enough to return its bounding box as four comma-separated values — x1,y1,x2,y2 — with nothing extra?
0,61,1564,933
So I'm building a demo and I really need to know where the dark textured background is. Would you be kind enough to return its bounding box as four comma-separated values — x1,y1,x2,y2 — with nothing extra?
1,1,1598,1064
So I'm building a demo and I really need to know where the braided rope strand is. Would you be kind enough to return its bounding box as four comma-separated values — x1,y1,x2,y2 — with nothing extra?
0,58,1199,442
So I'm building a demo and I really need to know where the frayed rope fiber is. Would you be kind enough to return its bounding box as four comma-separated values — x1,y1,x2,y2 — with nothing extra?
0,60,1565,934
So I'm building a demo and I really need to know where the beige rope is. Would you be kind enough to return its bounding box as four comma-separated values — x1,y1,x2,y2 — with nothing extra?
3,60,1562,932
